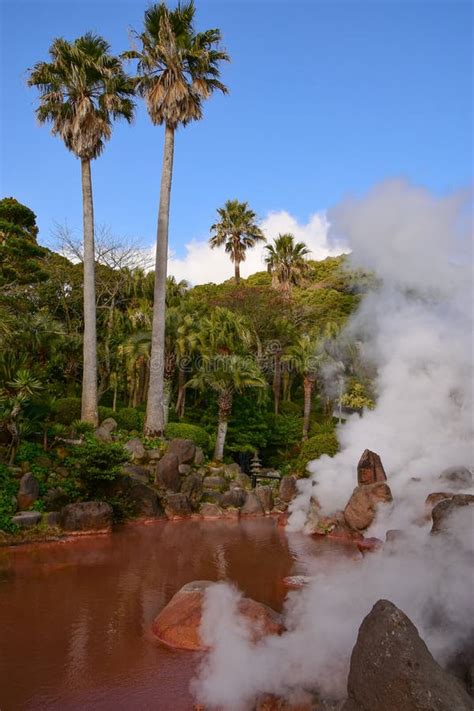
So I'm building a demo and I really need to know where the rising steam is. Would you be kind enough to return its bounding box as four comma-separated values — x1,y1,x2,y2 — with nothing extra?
192,181,474,710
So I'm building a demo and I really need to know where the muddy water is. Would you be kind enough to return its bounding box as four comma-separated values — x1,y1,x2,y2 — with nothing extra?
0,518,351,711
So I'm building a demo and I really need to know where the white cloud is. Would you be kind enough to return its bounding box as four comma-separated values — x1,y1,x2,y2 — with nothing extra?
159,210,346,285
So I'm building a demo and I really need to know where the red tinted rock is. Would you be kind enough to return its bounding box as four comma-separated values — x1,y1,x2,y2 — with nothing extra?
425,491,456,514
255,693,314,710
282,575,313,589
277,511,290,527
152,580,284,651
344,482,392,531
18,473,40,510
279,475,298,503
356,537,384,553
357,449,387,486
431,494,474,534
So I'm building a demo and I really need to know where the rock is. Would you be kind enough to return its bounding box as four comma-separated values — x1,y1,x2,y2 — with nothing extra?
385,529,407,545
221,487,247,508
178,463,192,475
277,511,290,527
18,472,40,510
344,482,392,531
167,438,196,465
439,466,472,489
356,536,383,553
124,438,147,462
155,452,180,492
151,580,284,651
59,501,112,533
94,417,118,442
199,503,223,518
431,494,474,534
279,475,298,503
255,693,315,710
121,463,150,483
425,491,456,513
202,490,224,505
194,447,205,466
447,640,474,698
114,476,163,517
357,449,387,486
11,511,41,528
147,449,162,462
181,473,204,507
272,497,288,514
282,575,313,590
42,511,60,526
304,497,323,534
164,493,192,519
222,507,240,519
203,476,226,491
224,462,241,478
240,492,264,516
94,426,113,443
255,485,274,513
232,472,252,490
343,599,471,711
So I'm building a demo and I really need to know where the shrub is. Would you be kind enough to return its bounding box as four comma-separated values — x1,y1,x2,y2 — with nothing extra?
165,422,210,451
65,438,129,494
53,397,81,426
279,401,302,417
0,465,18,533
266,413,303,449
296,432,339,475
98,406,115,423
115,407,144,432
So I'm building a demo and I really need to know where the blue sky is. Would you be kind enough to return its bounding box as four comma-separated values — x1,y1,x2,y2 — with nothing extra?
1,0,472,267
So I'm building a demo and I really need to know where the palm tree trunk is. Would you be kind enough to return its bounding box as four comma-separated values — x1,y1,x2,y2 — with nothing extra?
176,368,186,418
234,261,240,283
273,352,281,415
214,418,228,461
80,158,98,425
145,124,175,436
302,375,314,440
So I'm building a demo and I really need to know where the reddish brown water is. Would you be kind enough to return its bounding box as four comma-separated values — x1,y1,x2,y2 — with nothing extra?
0,518,352,711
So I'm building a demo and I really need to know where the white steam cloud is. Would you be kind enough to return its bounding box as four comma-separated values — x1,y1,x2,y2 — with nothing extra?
192,180,474,709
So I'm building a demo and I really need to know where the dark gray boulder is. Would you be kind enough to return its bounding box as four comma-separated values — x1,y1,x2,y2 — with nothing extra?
343,599,472,711
255,484,274,513
431,494,474,534
155,452,180,492
59,501,113,532
221,487,247,509
12,511,41,528
240,492,264,515
166,438,196,465
164,493,192,518
124,438,147,462
279,475,298,503
18,472,40,510
439,466,472,489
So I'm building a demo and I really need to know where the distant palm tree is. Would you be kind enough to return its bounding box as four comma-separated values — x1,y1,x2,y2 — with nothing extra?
264,233,311,298
125,1,229,436
28,34,135,425
187,355,266,461
209,200,266,283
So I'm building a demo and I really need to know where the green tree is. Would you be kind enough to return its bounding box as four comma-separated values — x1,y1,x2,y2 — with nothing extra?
187,355,266,461
209,199,266,283
264,233,311,298
125,1,229,436
28,34,135,425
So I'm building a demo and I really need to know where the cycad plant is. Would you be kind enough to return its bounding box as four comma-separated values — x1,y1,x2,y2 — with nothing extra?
209,200,266,282
125,1,229,436
28,34,135,425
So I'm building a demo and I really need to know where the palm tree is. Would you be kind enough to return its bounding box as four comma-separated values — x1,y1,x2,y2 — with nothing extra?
125,2,229,436
209,200,266,282
28,34,135,425
187,355,266,461
264,233,311,298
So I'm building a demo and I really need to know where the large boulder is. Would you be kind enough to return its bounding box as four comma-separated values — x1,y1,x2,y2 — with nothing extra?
124,438,147,463
255,485,274,513
180,473,204,507
241,492,264,516
224,462,241,478
199,503,223,518
232,472,252,490
43,487,69,512
431,494,474,534
115,476,163,517
425,491,456,513
167,438,196,465
152,580,284,651
357,449,387,486
18,472,40,510
279,475,298,503
194,447,205,466
203,476,226,491
121,463,150,483
343,599,471,711
94,417,118,443
59,502,112,533
164,493,192,519
155,452,180,492
221,487,247,509
344,482,392,531
439,466,472,489
11,511,41,528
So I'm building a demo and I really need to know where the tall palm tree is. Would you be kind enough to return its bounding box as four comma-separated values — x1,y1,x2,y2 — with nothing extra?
264,233,311,298
28,34,135,425
125,2,229,436
209,200,266,282
187,355,266,461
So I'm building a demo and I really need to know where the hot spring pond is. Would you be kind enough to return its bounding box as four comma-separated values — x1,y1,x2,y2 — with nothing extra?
0,518,353,710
